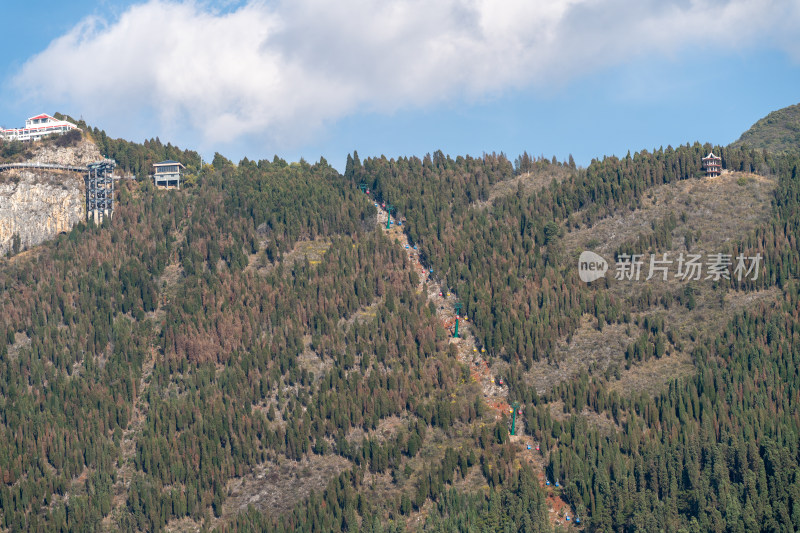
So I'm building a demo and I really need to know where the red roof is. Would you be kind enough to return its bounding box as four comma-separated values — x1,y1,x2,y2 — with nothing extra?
29,114,52,121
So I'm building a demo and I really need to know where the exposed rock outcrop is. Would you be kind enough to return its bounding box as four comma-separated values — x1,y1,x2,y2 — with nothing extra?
29,138,102,167
0,169,85,256
0,134,107,256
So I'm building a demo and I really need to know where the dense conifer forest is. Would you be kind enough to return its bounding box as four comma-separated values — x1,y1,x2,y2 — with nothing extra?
1,121,799,531
351,144,800,531
732,103,800,155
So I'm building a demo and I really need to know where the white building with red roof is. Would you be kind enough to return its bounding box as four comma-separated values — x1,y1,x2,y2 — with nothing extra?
1,113,78,142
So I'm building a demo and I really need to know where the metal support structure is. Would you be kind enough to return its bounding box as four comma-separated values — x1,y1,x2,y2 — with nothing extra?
385,202,394,229
511,401,520,436
0,158,118,225
453,302,462,338
86,160,116,224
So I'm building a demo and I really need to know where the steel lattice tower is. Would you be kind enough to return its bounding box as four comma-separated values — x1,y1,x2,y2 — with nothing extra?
86,160,116,224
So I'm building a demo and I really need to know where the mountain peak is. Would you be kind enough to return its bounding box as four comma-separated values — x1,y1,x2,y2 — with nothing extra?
732,102,800,154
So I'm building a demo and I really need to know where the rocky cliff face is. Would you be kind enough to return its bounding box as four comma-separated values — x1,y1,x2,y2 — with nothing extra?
0,170,85,255
30,138,102,166
0,139,101,256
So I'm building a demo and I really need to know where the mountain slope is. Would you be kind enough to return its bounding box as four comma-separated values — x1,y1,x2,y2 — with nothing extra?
0,144,545,532
732,102,800,154
354,142,800,532
4,115,800,532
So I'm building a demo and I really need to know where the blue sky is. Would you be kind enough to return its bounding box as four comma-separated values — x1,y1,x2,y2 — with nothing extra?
1,1,798,171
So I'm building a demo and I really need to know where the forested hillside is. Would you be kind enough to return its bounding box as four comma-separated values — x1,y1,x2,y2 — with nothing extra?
0,139,550,532
352,143,800,531
2,120,800,532
732,103,800,154
53,113,202,179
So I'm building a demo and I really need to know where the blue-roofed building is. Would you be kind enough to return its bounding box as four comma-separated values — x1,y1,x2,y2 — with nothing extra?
153,160,184,189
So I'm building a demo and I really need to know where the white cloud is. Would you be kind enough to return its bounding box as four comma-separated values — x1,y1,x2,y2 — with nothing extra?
12,0,800,148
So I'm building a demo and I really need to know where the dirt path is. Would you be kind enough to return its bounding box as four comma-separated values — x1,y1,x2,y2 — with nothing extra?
101,346,157,531
374,204,506,412
371,197,579,529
